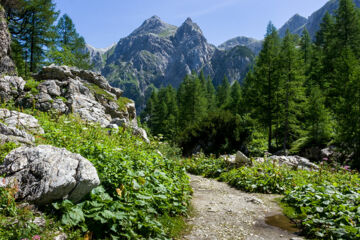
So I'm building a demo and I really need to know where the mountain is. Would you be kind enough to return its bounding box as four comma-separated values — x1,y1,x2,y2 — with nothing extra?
278,14,308,38
218,36,263,55
85,43,116,71
279,0,360,39
92,16,254,111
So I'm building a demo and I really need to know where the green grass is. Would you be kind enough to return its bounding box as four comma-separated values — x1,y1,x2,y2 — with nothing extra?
117,97,132,111
85,83,115,101
0,142,18,164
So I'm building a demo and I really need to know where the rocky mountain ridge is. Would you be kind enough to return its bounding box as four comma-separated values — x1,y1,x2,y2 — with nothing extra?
88,16,254,111
278,0,360,39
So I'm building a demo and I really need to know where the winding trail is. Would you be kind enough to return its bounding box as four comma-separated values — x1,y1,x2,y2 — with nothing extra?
181,174,304,240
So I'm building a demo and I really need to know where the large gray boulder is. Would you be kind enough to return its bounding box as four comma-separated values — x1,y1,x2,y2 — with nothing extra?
0,145,100,205
0,5,16,75
0,108,44,134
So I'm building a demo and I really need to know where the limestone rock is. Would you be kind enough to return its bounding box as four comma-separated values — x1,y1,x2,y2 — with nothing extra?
0,122,34,145
0,76,25,102
0,6,16,75
0,108,44,134
235,151,252,166
110,117,150,143
0,145,100,205
257,155,318,170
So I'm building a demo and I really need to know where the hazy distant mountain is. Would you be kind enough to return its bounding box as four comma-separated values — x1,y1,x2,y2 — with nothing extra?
218,36,263,55
91,16,254,111
279,0,360,39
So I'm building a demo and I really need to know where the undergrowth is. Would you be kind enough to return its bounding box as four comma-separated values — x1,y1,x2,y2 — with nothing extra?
0,107,192,240
184,154,360,239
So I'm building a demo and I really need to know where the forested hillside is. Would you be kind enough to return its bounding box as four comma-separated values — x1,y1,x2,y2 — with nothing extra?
143,0,360,169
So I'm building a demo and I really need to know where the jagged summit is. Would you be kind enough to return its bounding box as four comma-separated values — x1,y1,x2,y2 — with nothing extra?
129,15,177,37
278,13,307,38
174,17,204,43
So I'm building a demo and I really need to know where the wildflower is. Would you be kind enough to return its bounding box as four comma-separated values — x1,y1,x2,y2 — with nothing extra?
343,165,351,171
322,157,329,161
32,235,41,240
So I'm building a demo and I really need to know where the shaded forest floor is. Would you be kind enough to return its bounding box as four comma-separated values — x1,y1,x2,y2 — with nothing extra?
181,174,304,240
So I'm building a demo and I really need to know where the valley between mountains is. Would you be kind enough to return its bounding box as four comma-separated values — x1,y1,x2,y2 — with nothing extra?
1,0,360,239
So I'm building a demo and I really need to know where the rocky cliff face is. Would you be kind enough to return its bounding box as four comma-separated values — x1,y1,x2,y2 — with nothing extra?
279,0,360,39
0,5,16,75
89,16,254,111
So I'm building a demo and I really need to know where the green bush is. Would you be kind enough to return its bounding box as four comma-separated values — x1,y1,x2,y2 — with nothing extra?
24,78,40,95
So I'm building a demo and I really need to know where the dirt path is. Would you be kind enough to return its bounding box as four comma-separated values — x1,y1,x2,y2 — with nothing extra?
181,174,304,240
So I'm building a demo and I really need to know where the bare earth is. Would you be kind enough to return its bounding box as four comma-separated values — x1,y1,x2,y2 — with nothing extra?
181,174,304,240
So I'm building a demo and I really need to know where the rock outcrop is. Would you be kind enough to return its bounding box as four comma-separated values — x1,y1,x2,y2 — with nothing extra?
0,108,44,134
0,145,100,205
0,5,16,75
14,64,149,141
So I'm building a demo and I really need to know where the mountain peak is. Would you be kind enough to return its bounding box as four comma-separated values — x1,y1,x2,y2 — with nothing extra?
177,17,203,36
130,15,177,37
278,13,307,38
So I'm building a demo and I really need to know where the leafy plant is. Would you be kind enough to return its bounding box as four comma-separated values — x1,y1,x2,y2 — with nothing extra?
33,112,192,239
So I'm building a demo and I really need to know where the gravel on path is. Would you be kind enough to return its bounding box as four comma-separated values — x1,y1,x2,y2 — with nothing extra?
181,174,304,240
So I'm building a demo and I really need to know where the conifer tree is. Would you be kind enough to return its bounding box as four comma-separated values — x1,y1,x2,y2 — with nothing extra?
177,74,207,128
9,0,58,74
277,30,306,152
300,28,312,70
305,85,332,146
48,14,91,69
228,81,242,115
242,22,280,151
206,76,216,111
216,75,231,108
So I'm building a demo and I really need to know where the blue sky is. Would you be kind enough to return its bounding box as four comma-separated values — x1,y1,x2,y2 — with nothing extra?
54,0,329,48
